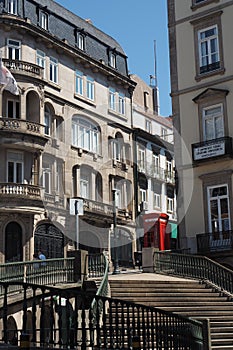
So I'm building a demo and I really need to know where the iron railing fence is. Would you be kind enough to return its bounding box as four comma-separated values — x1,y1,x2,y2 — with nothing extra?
154,251,233,294
0,281,210,349
0,258,75,295
196,229,233,253
87,253,107,279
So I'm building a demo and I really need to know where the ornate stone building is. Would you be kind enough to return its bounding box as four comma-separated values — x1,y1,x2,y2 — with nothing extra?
0,0,136,265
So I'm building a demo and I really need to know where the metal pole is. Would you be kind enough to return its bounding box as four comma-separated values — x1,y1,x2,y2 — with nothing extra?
75,200,79,250
112,189,120,274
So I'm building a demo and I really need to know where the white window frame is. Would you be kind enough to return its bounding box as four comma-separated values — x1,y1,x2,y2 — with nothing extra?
80,176,89,199
7,151,24,183
112,139,121,161
138,147,146,172
153,192,161,209
153,154,160,175
118,93,125,115
145,119,152,133
167,197,174,213
207,184,231,233
87,76,95,101
110,52,116,68
161,127,168,141
72,117,99,153
44,109,51,136
8,0,18,15
203,104,224,141
7,39,21,60
43,166,51,194
36,49,46,77
78,34,85,50
109,87,116,111
198,25,219,71
75,70,84,96
139,188,147,203
49,57,58,84
40,11,48,30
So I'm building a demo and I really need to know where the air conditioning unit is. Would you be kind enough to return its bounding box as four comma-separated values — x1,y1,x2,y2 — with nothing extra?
140,201,148,211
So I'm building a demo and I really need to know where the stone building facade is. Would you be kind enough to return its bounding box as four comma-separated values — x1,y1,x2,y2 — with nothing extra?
168,0,233,267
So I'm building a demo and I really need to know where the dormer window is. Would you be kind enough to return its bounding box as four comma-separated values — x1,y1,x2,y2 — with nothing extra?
78,33,85,50
40,11,48,30
110,52,116,68
8,0,18,15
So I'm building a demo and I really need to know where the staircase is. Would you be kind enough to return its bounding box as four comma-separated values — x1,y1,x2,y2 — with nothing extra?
109,275,233,349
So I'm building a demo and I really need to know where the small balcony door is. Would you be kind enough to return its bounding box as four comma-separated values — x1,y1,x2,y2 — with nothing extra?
207,184,231,250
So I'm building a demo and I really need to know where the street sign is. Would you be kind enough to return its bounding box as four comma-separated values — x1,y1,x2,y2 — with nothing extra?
69,198,84,216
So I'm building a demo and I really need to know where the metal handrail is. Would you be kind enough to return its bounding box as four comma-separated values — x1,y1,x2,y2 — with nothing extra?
154,251,233,294
0,258,75,294
0,280,210,349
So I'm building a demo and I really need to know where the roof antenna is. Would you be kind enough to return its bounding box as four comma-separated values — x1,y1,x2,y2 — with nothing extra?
150,40,160,115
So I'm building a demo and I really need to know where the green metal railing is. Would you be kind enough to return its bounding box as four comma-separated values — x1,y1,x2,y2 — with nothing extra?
154,251,233,294
0,258,75,295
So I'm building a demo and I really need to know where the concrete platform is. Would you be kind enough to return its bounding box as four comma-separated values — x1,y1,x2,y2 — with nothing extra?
108,270,191,282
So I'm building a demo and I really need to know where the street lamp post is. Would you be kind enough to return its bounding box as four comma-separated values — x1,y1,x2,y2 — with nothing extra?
112,189,120,274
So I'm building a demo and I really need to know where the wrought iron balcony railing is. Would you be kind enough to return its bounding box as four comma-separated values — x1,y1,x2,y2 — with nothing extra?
192,136,233,163
2,58,44,78
196,230,233,254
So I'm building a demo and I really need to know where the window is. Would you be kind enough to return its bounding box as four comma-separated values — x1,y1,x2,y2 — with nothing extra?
152,154,160,175
139,188,147,203
167,186,175,213
109,88,125,115
153,182,161,209
118,93,125,115
72,117,99,153
138,147,146,172
7,100,19,119
42,163,51,194
198,25,219,74
145,119,152,133
7,151,23,183
75,70,84,96
7,39,21,60
161,127,168,141
49,57,58,84
40,11,48,30
110,52,116,68
87,76,95,100
44,105,52,136
208,185,230,232
36,49,46,76
109,87,116,111
78,34,85,50
80,175,89,199
7,0,18,15
203,104,224,141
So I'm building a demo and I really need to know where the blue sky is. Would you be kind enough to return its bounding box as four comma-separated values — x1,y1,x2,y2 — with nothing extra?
55,0,172,117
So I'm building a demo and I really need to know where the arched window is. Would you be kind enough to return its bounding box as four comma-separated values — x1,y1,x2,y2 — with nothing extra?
5,222,22,262
72,117,99,153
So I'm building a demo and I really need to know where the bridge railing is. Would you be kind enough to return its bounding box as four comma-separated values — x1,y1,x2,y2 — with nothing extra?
0,280,210,349
154,251,233,294
0,258,75,294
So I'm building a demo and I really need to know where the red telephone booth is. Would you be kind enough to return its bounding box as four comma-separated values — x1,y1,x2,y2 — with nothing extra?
158,213,169,250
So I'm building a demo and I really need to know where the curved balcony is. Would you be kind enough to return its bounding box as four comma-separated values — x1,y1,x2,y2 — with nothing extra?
0,118,44,135
0,183,43,208
2,58,44,79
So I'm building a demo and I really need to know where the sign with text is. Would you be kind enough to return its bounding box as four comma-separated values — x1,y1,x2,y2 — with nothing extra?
69,198,84,216
194,141,225,160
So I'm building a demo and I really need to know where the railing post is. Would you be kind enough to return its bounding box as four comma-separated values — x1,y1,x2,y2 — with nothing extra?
67,250,88,283
202,319,211,350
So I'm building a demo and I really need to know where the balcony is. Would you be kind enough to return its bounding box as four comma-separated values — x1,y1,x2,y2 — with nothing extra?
0,118,47,143
192,137,233,163
197,230,233,254
2,58,44,79
76,197,132,225
0,183,42,206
